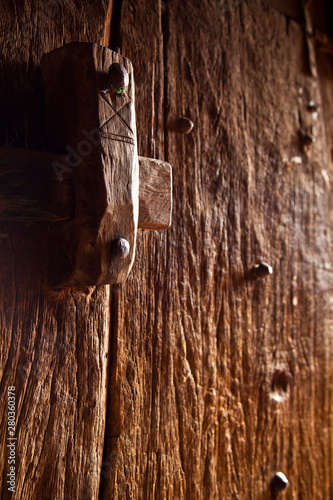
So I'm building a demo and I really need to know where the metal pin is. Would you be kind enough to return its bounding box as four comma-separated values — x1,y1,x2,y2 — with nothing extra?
173,116,194,134
110,238,130,259
108,63,129,94
252,261,273,279
308,100,317,111
271,472,289,493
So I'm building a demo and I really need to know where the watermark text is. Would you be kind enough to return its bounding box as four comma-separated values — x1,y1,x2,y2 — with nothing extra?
7,386,16,493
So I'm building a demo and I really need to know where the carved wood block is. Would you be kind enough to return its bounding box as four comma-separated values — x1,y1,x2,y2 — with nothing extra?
41,43,139,286
39,42,172,287
0,43,172,286
0,149,172,230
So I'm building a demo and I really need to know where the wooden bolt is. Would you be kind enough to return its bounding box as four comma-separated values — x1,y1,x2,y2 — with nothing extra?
270,472,289,493
0,43,173,287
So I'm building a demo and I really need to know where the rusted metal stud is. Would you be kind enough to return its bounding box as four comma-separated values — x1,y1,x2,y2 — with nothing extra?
270,472,289,493
110,238,130,259
174,116,194,134
108,63,129,94
252,261,273,279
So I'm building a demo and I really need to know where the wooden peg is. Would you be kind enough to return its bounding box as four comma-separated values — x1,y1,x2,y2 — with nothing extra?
0,43,172,287
0,149,172,230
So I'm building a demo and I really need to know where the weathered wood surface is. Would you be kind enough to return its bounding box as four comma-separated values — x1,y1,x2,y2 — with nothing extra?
0,147,74,221
102,0,333,499
268,0,330,36
0,1,332,500
41,43,139,286
0,148,172,232
138,157,172,230
0,3,112,499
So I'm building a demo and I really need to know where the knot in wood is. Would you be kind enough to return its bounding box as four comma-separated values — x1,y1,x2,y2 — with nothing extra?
108,63,129,91
110,238,130,260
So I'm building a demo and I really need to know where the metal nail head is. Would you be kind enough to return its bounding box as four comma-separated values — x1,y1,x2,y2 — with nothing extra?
108,63,129,94
271,472,289,493
174,116,194,134
110,238,130,259
252,261,273,279
308,100,317,111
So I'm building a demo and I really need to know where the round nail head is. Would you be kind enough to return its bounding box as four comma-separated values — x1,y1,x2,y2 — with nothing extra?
176,116,194,134
110,238,130,260
108,63,129,90
253,261,273,279
271,472,289,492
308,100,317,111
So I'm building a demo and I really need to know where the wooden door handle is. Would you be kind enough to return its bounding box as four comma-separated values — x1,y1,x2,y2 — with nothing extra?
0,43,172,287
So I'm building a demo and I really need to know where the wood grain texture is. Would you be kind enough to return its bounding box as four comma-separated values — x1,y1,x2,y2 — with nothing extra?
0,146,74,221
267,0,330,35
0,147,172,231
138,157,172,230
0,3,112,499
0,1,332,499
101,0,333,499
41,43,139,286
267,0,303,21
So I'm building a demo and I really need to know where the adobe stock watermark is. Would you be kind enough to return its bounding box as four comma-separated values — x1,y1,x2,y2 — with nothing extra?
52,129,101,181
7,386,17,494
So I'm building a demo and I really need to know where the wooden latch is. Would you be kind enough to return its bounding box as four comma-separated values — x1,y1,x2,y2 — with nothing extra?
0,43,172,287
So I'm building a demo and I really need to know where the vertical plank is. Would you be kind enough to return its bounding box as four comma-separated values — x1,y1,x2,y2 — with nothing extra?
103,0,333,498
100,1,177,497
0,3,112,499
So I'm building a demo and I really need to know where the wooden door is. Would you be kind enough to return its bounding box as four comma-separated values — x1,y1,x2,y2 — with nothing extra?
1,1,332,499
